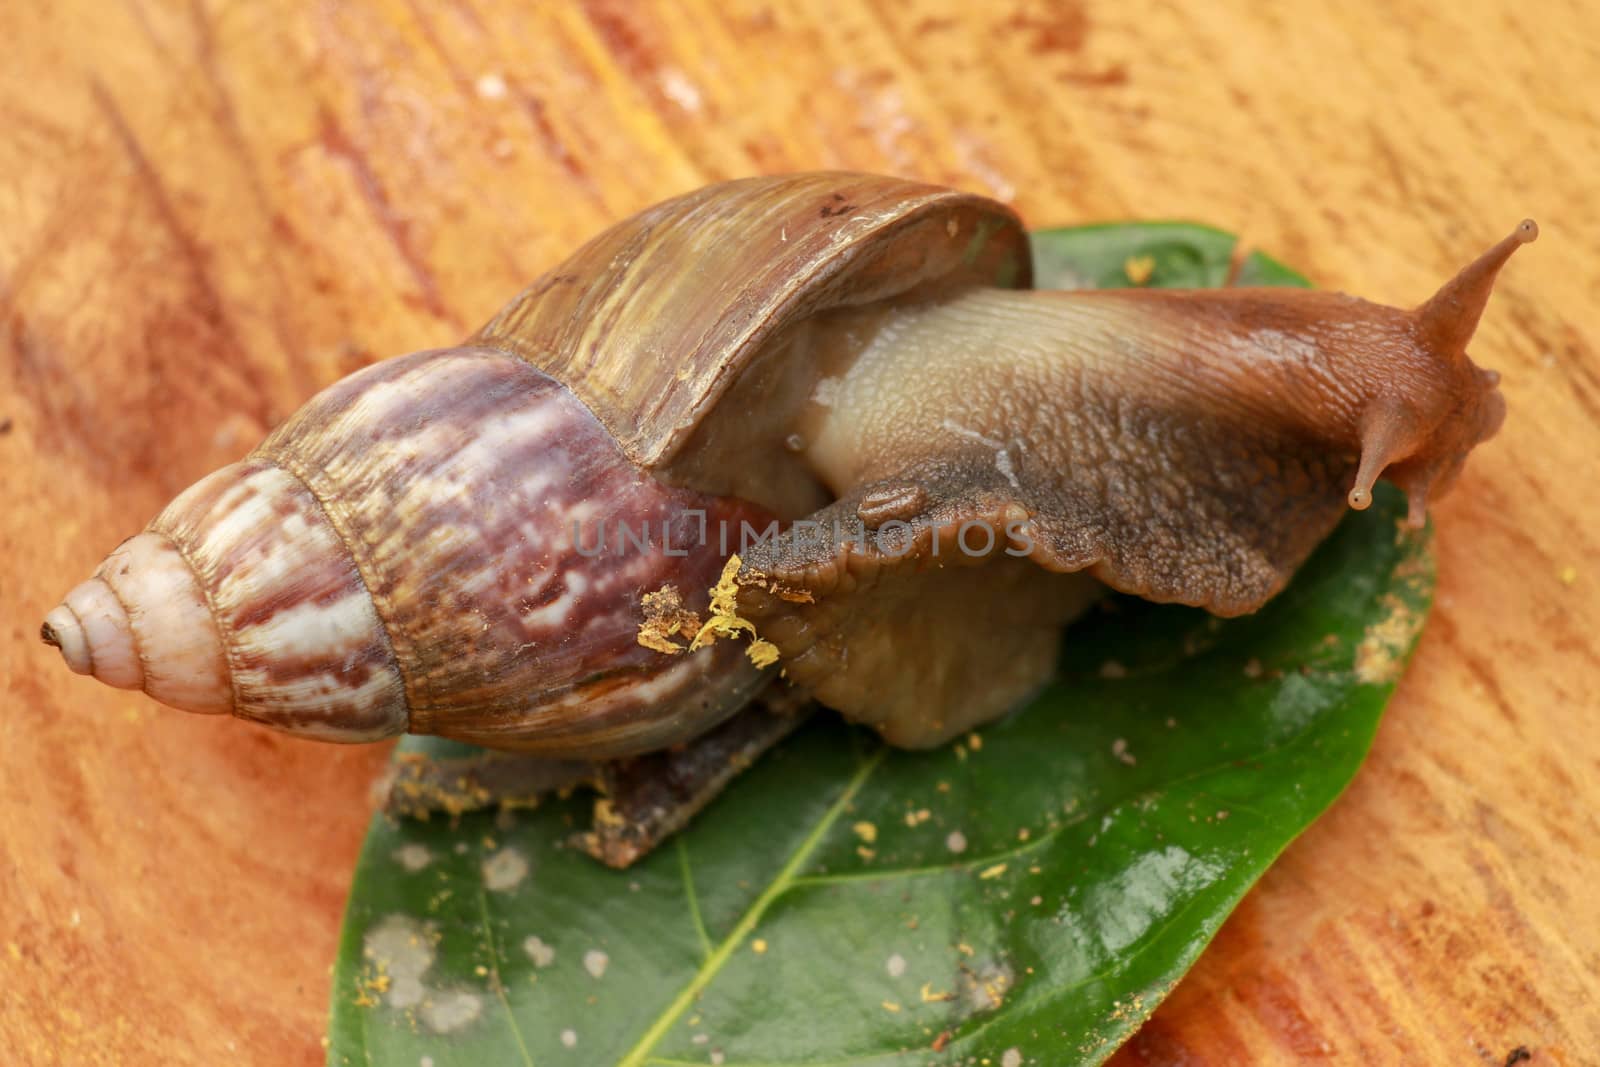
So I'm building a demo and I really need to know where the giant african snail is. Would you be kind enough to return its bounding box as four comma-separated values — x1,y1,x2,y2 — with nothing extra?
42,173,1530,758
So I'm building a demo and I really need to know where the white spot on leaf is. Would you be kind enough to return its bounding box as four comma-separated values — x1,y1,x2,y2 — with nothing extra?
420,989,482,1033
482,848,529,892
363,914,436,1010
393,844,432,872
522,935,555,968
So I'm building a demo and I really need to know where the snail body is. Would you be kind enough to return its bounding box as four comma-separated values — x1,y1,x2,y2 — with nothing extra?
43,173,1530,757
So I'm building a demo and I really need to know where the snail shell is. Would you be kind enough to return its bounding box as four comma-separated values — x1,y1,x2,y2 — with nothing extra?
43,174,1027,752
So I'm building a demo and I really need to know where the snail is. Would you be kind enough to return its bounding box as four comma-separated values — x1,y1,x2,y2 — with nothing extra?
41,173,1530,858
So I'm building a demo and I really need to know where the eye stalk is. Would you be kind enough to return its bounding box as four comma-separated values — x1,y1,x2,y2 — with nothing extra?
1347,219,1534,524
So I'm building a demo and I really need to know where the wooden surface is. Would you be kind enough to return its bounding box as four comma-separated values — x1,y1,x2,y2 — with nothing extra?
2,1,1596,1063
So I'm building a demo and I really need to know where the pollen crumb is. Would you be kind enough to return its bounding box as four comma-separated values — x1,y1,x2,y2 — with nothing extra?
637,584,701,654
853,821,878,844
592,798,625,828
752,938,768,954
881,1000,902,1013
1123,255,1156,285
1559,565,1578,586
978,863,1008,880
691,556,784,668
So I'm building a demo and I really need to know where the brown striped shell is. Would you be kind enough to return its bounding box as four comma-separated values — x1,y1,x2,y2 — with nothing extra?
476,172,1029,472
41,173,1029,753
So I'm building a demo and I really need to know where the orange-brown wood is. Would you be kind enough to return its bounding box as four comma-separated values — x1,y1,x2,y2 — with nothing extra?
1,2,1595,1063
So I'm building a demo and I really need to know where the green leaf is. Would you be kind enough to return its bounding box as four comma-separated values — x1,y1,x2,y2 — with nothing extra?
327,224,1431,1067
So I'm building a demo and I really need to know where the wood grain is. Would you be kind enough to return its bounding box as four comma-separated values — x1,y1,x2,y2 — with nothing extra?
2,1,1595,1063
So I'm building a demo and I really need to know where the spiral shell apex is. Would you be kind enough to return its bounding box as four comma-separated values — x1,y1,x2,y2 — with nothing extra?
43,532,230,714
45,454,411,741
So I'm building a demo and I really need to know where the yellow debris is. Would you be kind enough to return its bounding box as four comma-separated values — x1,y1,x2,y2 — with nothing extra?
637,584,701,654
1124,255,1156,285
690,556,783,668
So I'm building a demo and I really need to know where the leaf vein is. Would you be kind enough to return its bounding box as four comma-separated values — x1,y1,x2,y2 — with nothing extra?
677,837,715,961
477,885,537,1067
612,750,887,1067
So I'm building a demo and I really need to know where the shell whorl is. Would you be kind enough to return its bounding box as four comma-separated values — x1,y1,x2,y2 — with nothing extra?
152,458,409,740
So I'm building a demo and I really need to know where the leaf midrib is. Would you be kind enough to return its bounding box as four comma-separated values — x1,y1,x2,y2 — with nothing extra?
612,750,887,1067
